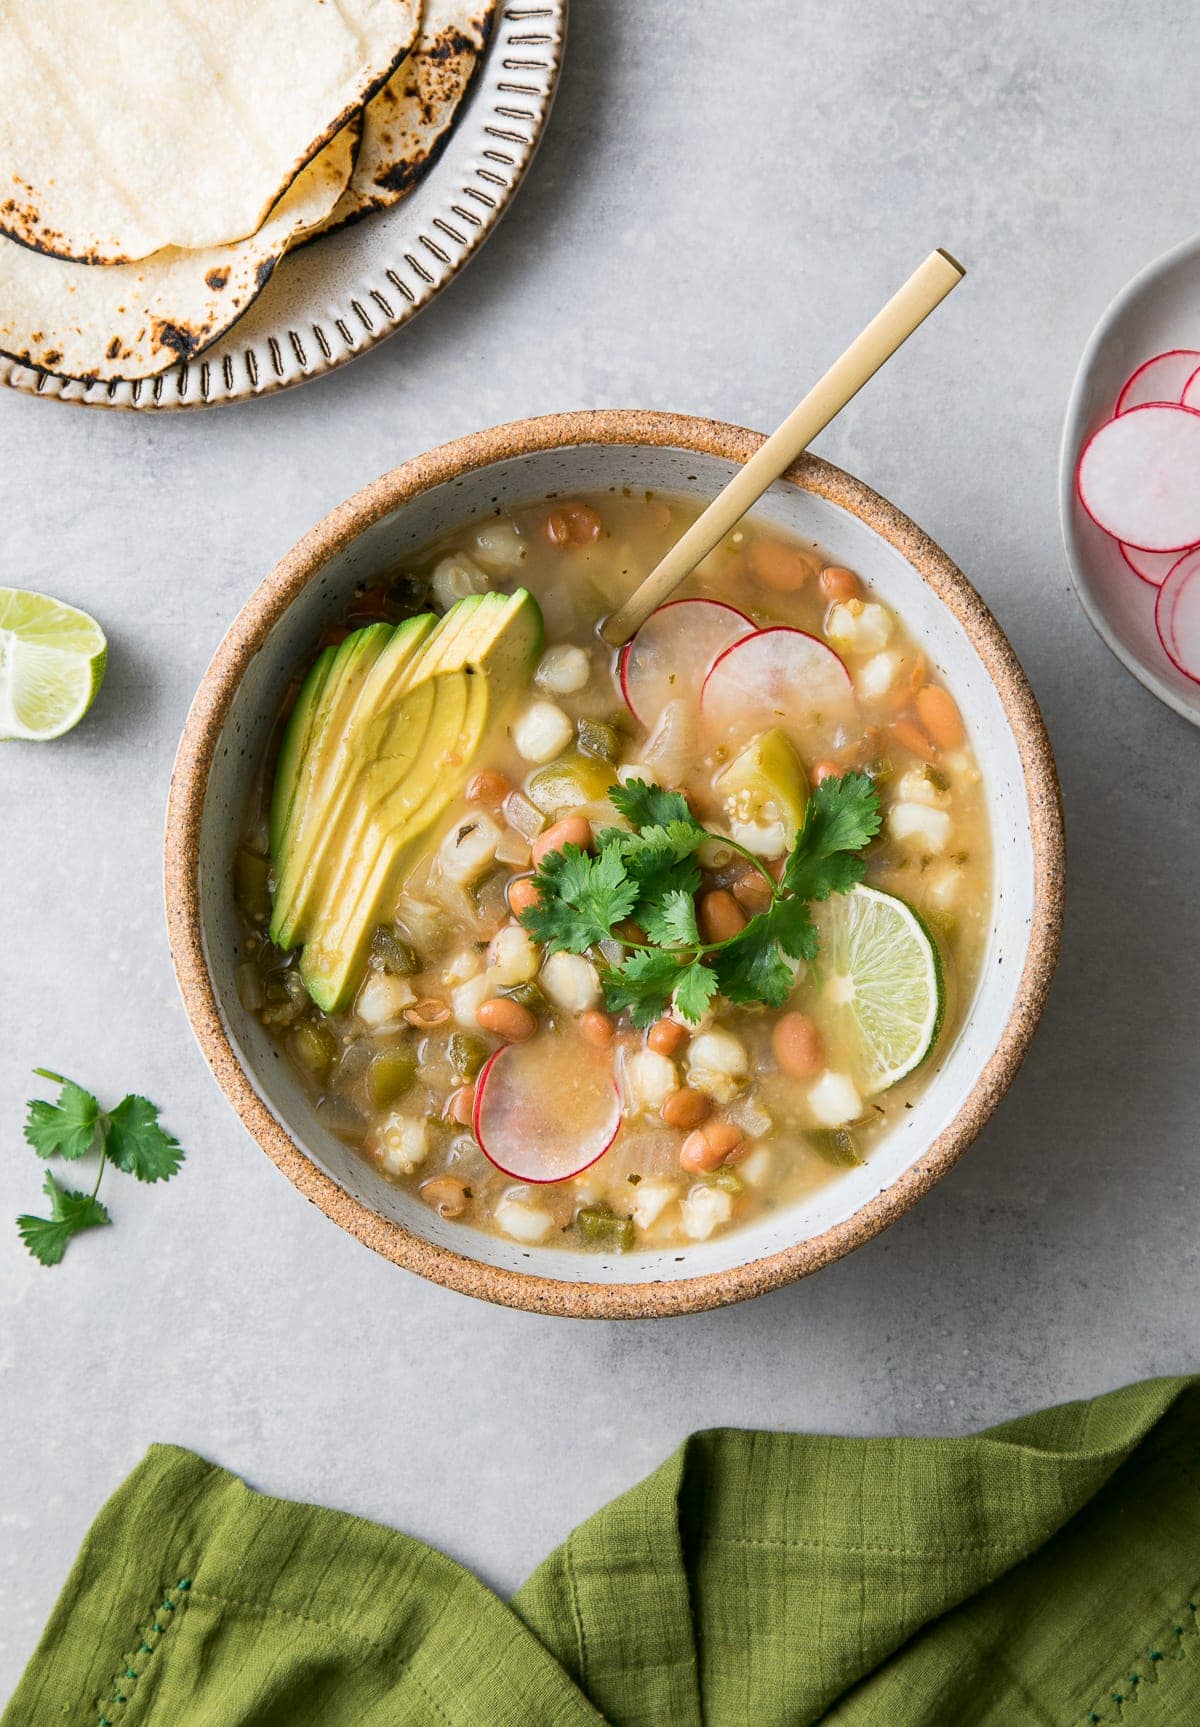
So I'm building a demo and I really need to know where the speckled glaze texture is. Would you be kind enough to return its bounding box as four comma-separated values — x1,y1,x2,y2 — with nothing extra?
164,411,1064,1318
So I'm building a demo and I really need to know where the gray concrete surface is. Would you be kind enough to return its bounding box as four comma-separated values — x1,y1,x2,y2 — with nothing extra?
3,0,1199,1691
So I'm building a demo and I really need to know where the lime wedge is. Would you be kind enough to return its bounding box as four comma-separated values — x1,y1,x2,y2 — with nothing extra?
0,588,107,741
811,884,944,1094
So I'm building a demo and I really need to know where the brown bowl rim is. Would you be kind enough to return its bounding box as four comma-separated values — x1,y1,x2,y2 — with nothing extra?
164,409,1065,1319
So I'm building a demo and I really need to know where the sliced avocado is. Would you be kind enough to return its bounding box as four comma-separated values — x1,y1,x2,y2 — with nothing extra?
268,621,393,943
269,644,338,863
270,614,437,948
297,589,542,1012
715,727,808,837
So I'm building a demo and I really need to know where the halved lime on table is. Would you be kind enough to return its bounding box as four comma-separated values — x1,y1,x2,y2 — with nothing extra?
812,884,944,1094
0,589,106,742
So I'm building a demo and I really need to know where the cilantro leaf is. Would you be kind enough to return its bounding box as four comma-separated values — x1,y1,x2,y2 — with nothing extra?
761,893,820,964
783,772,881,903
23,1074,101,1161
609,779,699,832
106,1096,185,1183
639,886,700,949
521,844,638,954
712,926,797,1008
603,949,684,1028
673,960,721,1025
16,1172,111,1267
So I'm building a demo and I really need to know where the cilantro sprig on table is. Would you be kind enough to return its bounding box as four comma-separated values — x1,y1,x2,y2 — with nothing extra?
15,1070,184,1266
519,773,881,1029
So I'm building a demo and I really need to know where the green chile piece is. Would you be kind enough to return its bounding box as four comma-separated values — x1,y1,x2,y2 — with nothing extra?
578,1206,636,1252
526,752,615,815
370,926,418,975
234,848,272,920
576,718,621,763
291,1021,338,1084
369,1047,418,1109
807,1127,862,1167
448,1033,488,1080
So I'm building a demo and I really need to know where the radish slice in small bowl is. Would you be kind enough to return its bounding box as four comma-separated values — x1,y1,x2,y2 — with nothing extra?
1115,348,1200,413
701,625,854,739
1181,366,1200,412
1155,548,1200,685
1119,541,1197,586
1076,403,1200,551
618,597,755,726
473,1032,622,1183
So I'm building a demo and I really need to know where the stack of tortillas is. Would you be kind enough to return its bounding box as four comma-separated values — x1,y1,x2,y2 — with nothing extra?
0,0,496,382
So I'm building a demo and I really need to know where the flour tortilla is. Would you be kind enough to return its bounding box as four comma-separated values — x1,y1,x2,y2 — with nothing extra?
0,0,421,265
0,122,358,381
310,0,496,239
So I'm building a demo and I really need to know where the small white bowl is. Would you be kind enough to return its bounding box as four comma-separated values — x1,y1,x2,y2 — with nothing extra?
1060,232,1200,726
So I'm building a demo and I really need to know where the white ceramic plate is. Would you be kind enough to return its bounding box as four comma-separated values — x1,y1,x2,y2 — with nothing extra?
0,2,565,412
1060,232,1200,726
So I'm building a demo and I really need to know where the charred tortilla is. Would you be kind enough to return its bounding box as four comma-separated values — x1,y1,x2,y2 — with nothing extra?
0,0,420,265
310,0,497,240
0,122,358,381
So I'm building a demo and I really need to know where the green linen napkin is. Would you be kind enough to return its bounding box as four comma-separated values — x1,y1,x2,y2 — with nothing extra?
5,1378,1198,1727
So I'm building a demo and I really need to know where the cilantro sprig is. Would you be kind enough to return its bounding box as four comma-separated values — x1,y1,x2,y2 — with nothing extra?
15,1070,184,1266
520,772,881,1028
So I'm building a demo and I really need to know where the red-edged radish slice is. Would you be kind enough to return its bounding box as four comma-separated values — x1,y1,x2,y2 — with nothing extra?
1120,541,1197,586
473,1034,622,1183
618,598,755,725
1076,404,1200,551
1181,365,1200,412
1155,549,1200,684
701,625,854,737
1115,349,1200,414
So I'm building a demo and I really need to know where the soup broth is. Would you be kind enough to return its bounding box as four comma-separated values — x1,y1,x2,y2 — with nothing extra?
233,492,991,1252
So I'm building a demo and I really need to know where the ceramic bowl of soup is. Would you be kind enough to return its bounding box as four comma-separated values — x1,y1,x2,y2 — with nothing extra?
165,410,1063,1317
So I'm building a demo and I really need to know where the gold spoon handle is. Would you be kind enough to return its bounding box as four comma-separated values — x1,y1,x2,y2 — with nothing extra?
600,248,965,646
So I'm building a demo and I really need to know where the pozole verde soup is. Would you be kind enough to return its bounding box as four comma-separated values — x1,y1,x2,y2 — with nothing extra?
234,492,991,1253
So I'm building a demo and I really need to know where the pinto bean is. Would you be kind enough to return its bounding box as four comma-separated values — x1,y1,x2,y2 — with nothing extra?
477,997,537,1041
771,1012,824,1079
579,1010,616,1048
532,815,593,867
679,1120,744,1173
467,770,511,806
698,889,747,944
819,566,860,601
915,685,965,750
648,1017,689,1056
507,876,543,917
661,1087,712,1129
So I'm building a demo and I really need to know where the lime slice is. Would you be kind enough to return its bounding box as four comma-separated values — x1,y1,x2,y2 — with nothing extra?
0,588,107,741
811,884,944,1094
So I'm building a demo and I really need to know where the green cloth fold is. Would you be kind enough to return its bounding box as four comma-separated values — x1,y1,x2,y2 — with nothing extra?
5,1378,1199,1727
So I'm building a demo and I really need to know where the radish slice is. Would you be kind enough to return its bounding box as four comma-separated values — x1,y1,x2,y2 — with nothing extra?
1181,366,1200,412
618,598,755,725
1076,404,1200,551
1115,349,1200,414
701,625,854,738
1155,549,1200,684
1120,541,1196,586
473,1033,622,1183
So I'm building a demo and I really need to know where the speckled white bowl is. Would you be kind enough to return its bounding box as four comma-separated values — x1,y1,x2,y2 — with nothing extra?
1060,232,1200,726
166,411,1063,1318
